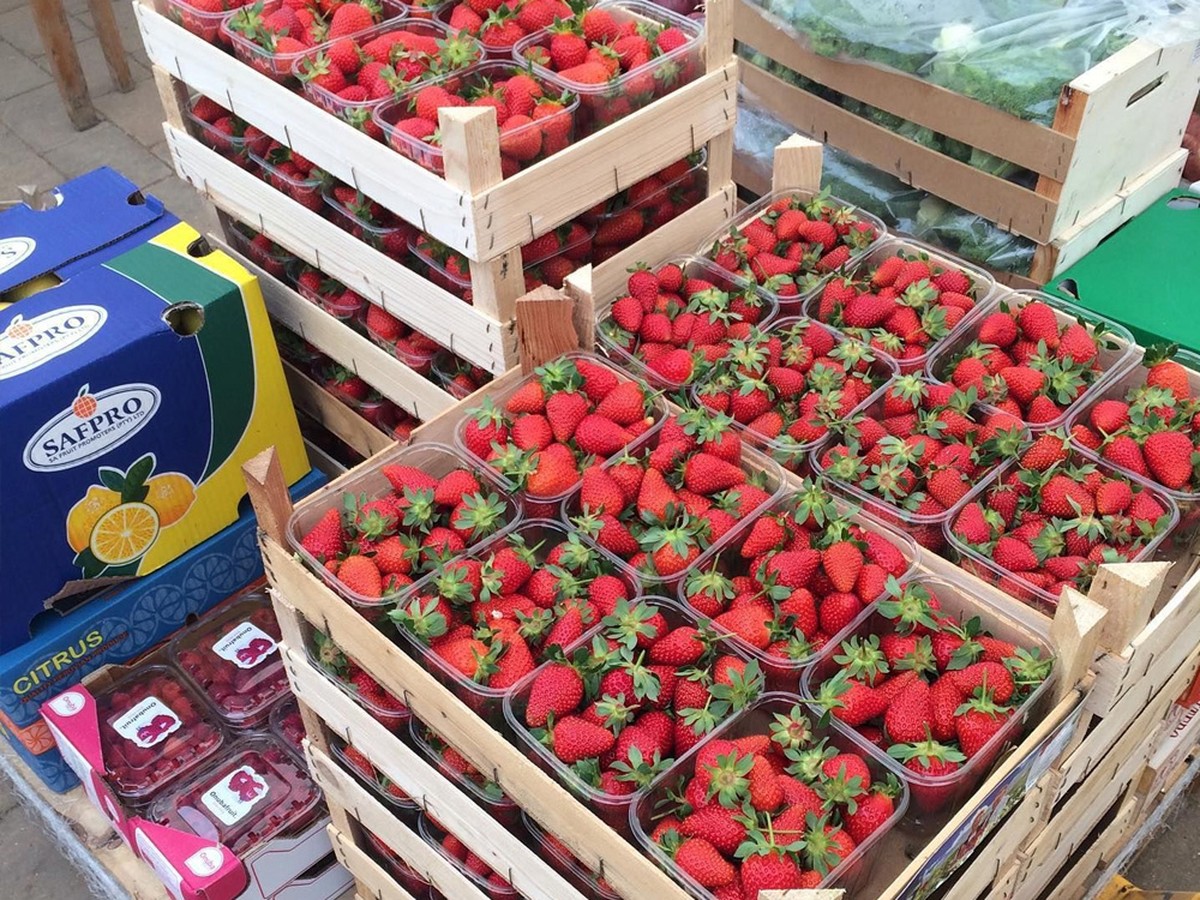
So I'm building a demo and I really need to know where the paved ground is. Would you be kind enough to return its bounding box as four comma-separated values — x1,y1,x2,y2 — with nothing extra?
3,0,1200,896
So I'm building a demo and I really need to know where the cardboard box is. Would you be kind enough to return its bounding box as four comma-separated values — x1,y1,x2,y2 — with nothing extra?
0,167,176,298
0,468,325,792
1046,189,1200,352
0,222,309,651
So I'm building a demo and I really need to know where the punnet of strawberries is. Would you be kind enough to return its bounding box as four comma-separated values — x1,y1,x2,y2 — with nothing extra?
362,304,444,373
597,258,776,389
335,739,418,807
505,596,765,827
693,318,894,469
169,597,288,728
947,432,1177,607
310,630,412,730
322,182,417,258
224,0,400,81
514,2,702,135
679,482,916,689
411,721,518,822
524,812,619,898
930,293,1133,428
187,95,269,169
435,350,494,399
290,443,518,609
587,151,706,262
703,190,883,305
440,0,572,53
375,62,575,178
251,139,327,210
1070,343,1200,495
807,577,1053,815
95,665,226,801
168,0,251,44
809,243,990,368
269,698,305,756
565,410,782,583
519,219,595,289
638,696,905,895
229,222,296,279
813,377,1028,550
294,21,481,122
367,833,433,895
421,813,520,898
386,523,638,713
458,355,661,502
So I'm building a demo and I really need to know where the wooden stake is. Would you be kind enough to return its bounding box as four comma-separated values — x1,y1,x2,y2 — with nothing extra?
30,0,99,130
241,447,294,545
772,134,824,194
1086,561,1173,653
1050,588,1107,705
87,0,134,92
563,264,595,351
516,286,582,374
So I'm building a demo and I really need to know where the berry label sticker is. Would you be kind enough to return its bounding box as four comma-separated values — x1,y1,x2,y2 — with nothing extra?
112,696,182,748
213,621,278,670
201,765,269,826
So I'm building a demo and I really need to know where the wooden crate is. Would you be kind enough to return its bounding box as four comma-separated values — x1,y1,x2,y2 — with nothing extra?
134,0,737,265
733,0,1199,247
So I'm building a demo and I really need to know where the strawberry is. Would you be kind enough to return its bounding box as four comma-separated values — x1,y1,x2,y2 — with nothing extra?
1143,430,1194,490
674,838,735,888
338,555,383,597
954,690,1012,758
888,739,966,813
300,508,345,560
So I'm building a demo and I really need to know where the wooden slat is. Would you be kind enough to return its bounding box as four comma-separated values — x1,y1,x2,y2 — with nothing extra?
262,551,691,900
732,0,1072,179
327,827,421,900
284,648,587,900
165,126,518,374
219,235,456,421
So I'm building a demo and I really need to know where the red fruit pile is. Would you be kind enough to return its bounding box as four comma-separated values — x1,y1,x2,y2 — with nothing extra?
811,577,1052,814
294,450,514,604
413,723,516,821
948,433,1175,604
586,153,705,263
296,24,480,115
567,411,779,580
517,8,699,133
814,377,1027,550
680,482,913,687
811,248,985,366
367,833,433,895
151,739,320,855
378,66,573,177
253,139,326,209
232,223,294,279
296,266,366,321
410,232,474,300
1071,344,1200,494
442,0,572,51
172,602,287,726
693,318,892,467
512,598,764,811
934,297,1123,426
171,0,253,44
459,356,658,500
519,220,594,290
390,528,635,696
649,703,895,894
427,816,518,898
363,304,443,374
315,359,373,406
598,260,774,388
311,631,411,730
188,95,268,168
225,0,393,79
704,192,881,301
323,183,416,259
435,353,494,399
337,741,415,804
96,667,224,800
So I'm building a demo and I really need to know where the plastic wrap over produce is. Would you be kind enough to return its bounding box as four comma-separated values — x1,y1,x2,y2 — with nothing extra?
734,93,1037,274
743,0,1196,123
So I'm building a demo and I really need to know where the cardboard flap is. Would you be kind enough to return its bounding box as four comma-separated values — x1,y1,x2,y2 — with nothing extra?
0,168,167,292
130,818,247,900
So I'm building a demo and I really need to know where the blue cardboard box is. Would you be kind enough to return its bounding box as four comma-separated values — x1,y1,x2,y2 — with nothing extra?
0,167,176,296
0,468,325,792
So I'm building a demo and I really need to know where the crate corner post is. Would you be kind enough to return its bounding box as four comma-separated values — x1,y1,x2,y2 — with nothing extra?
772,134,824,194
515,285,585,374
241,446,294,547
1050,587,1107,706
1087,561,1174,654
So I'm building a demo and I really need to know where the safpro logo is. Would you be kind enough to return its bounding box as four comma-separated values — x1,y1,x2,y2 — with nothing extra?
24,383,161,472
0,236,35,275
0,305,107,380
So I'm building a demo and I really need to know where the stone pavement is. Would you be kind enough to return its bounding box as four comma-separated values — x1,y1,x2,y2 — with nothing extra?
0,0,217,232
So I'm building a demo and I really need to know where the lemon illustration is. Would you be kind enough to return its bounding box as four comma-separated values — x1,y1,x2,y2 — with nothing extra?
66,485,122,553
89,502,160,566
144,473,197,527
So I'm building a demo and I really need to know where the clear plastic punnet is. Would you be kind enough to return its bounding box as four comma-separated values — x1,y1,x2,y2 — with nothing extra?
147,735,322,856
330,736,420,821
801,573,1056,818
698,189,888,316
521,812,619,900
631,692,910,898
409,718,520,826
286,441,522,618
417,813,522,899
169,593,288,729
93,664,227,804
924,289,1139,432
511,0,704,137
268,697,306,761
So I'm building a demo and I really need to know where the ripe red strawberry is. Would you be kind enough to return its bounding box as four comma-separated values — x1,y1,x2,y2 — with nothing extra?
821,541,863,593
1143,430,1194,490
301,508,345,560
844,786,897,844
954,691,1012,758
883,679,931,743
338,555,382,597
674,838,735,888
888,739,966,813
550,715,615,764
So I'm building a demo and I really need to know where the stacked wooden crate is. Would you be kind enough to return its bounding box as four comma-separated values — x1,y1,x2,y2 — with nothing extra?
133,0,739,453
731,0,1200,287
